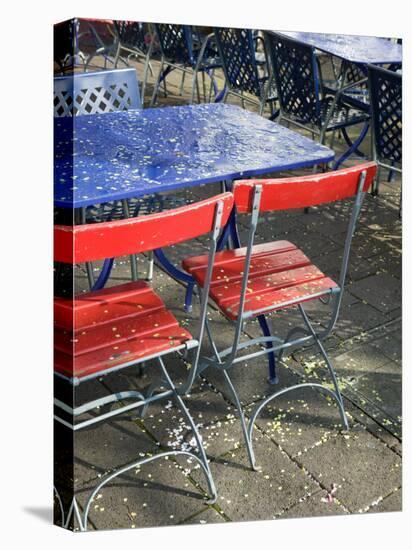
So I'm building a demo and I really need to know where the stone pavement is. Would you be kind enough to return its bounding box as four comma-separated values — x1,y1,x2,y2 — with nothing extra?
65,54,402,530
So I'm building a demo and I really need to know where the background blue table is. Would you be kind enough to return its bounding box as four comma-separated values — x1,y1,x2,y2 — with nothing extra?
54,103,334,208
275,31,402,65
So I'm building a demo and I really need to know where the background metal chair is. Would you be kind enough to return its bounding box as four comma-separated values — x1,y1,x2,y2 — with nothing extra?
112,21,156,105
264,32,370,169
213,27,277,116
368,64,402,205
150,24,222,105
182,162,376,470
53,191,234,530
54,68,142,287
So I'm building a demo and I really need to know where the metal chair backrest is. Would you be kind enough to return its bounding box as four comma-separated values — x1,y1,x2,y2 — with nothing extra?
113,20,149,53
214,28,263,98
265,32,321,125
54,68,141,117
368,65,402,166
54,193,234,264
153,23,195,65
231,162,377,323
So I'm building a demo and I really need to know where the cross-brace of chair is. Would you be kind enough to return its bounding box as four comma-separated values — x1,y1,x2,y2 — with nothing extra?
53,192,234,530
182,162,376,469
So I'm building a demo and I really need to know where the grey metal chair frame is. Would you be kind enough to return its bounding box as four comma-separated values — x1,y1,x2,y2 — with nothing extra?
189,165,375,470
54,196,229,531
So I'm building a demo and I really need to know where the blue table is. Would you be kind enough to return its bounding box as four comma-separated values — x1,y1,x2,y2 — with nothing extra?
55,103,334,382
55,103,334,302
54,103,334,208
276,31,402,65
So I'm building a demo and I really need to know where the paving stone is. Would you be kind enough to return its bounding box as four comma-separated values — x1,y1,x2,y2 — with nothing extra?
245,378,348,458
74,415,159,487
80,455,210,530
192,432,319,521
141,387,245,461
333,301,387,340
351,368,402,423
279,490,348,518
180,506,228,524
348,273,401,314
297,426,402,512
369,330,402,363
365,488,402,514
330,342,391,377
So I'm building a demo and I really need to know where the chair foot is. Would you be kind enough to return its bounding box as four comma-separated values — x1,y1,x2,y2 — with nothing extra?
268,374,279,385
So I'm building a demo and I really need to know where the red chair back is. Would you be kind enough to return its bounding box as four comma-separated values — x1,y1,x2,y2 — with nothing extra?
55,192,234,264
233,162,377,214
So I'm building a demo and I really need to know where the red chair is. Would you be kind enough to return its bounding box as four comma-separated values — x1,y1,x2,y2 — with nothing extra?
182,162,376,470
54,192,233,530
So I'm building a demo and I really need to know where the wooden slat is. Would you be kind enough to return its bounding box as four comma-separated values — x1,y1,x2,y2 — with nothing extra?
54,280,192,379
233,162,377,213
54,281,164,331
183,240,338,321
54,192,234,264
224,277,338,320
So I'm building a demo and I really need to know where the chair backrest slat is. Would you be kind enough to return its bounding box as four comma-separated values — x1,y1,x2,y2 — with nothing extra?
54,68,141,117
234,162,377,213
264,32,321,125
214,28,263,98
55,193,234,264
368,64,402,166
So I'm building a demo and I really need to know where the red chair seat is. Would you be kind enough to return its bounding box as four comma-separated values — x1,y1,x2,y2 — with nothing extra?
183,241,338,320
54,281,192,380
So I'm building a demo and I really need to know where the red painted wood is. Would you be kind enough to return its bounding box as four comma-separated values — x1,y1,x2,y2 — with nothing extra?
54,281,164,331
54,281,192,379
233,162,377,214
183,241,338,320
54,192,234,264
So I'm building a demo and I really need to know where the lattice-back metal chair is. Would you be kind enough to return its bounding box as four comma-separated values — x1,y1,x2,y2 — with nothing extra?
182,162,376,470
213,27,276,116
54,67,141,115
53,192,234,530
112,21,156,105
54,68,142,287
368,64,402,205
150,24,222,105
264,32,370,169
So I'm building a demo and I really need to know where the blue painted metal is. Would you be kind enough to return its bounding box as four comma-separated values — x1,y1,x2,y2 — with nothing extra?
213,28,272,104
368,65,402,166
91,258,114,291
368,64,402,197
265,33,370,166
151,24,222,104
54,103,334,208
275,31,402,65
54,67,141,116
257,315,278,384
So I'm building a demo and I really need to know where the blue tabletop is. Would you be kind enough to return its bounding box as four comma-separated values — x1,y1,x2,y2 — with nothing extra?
54,103,334,208
275,31,402,65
